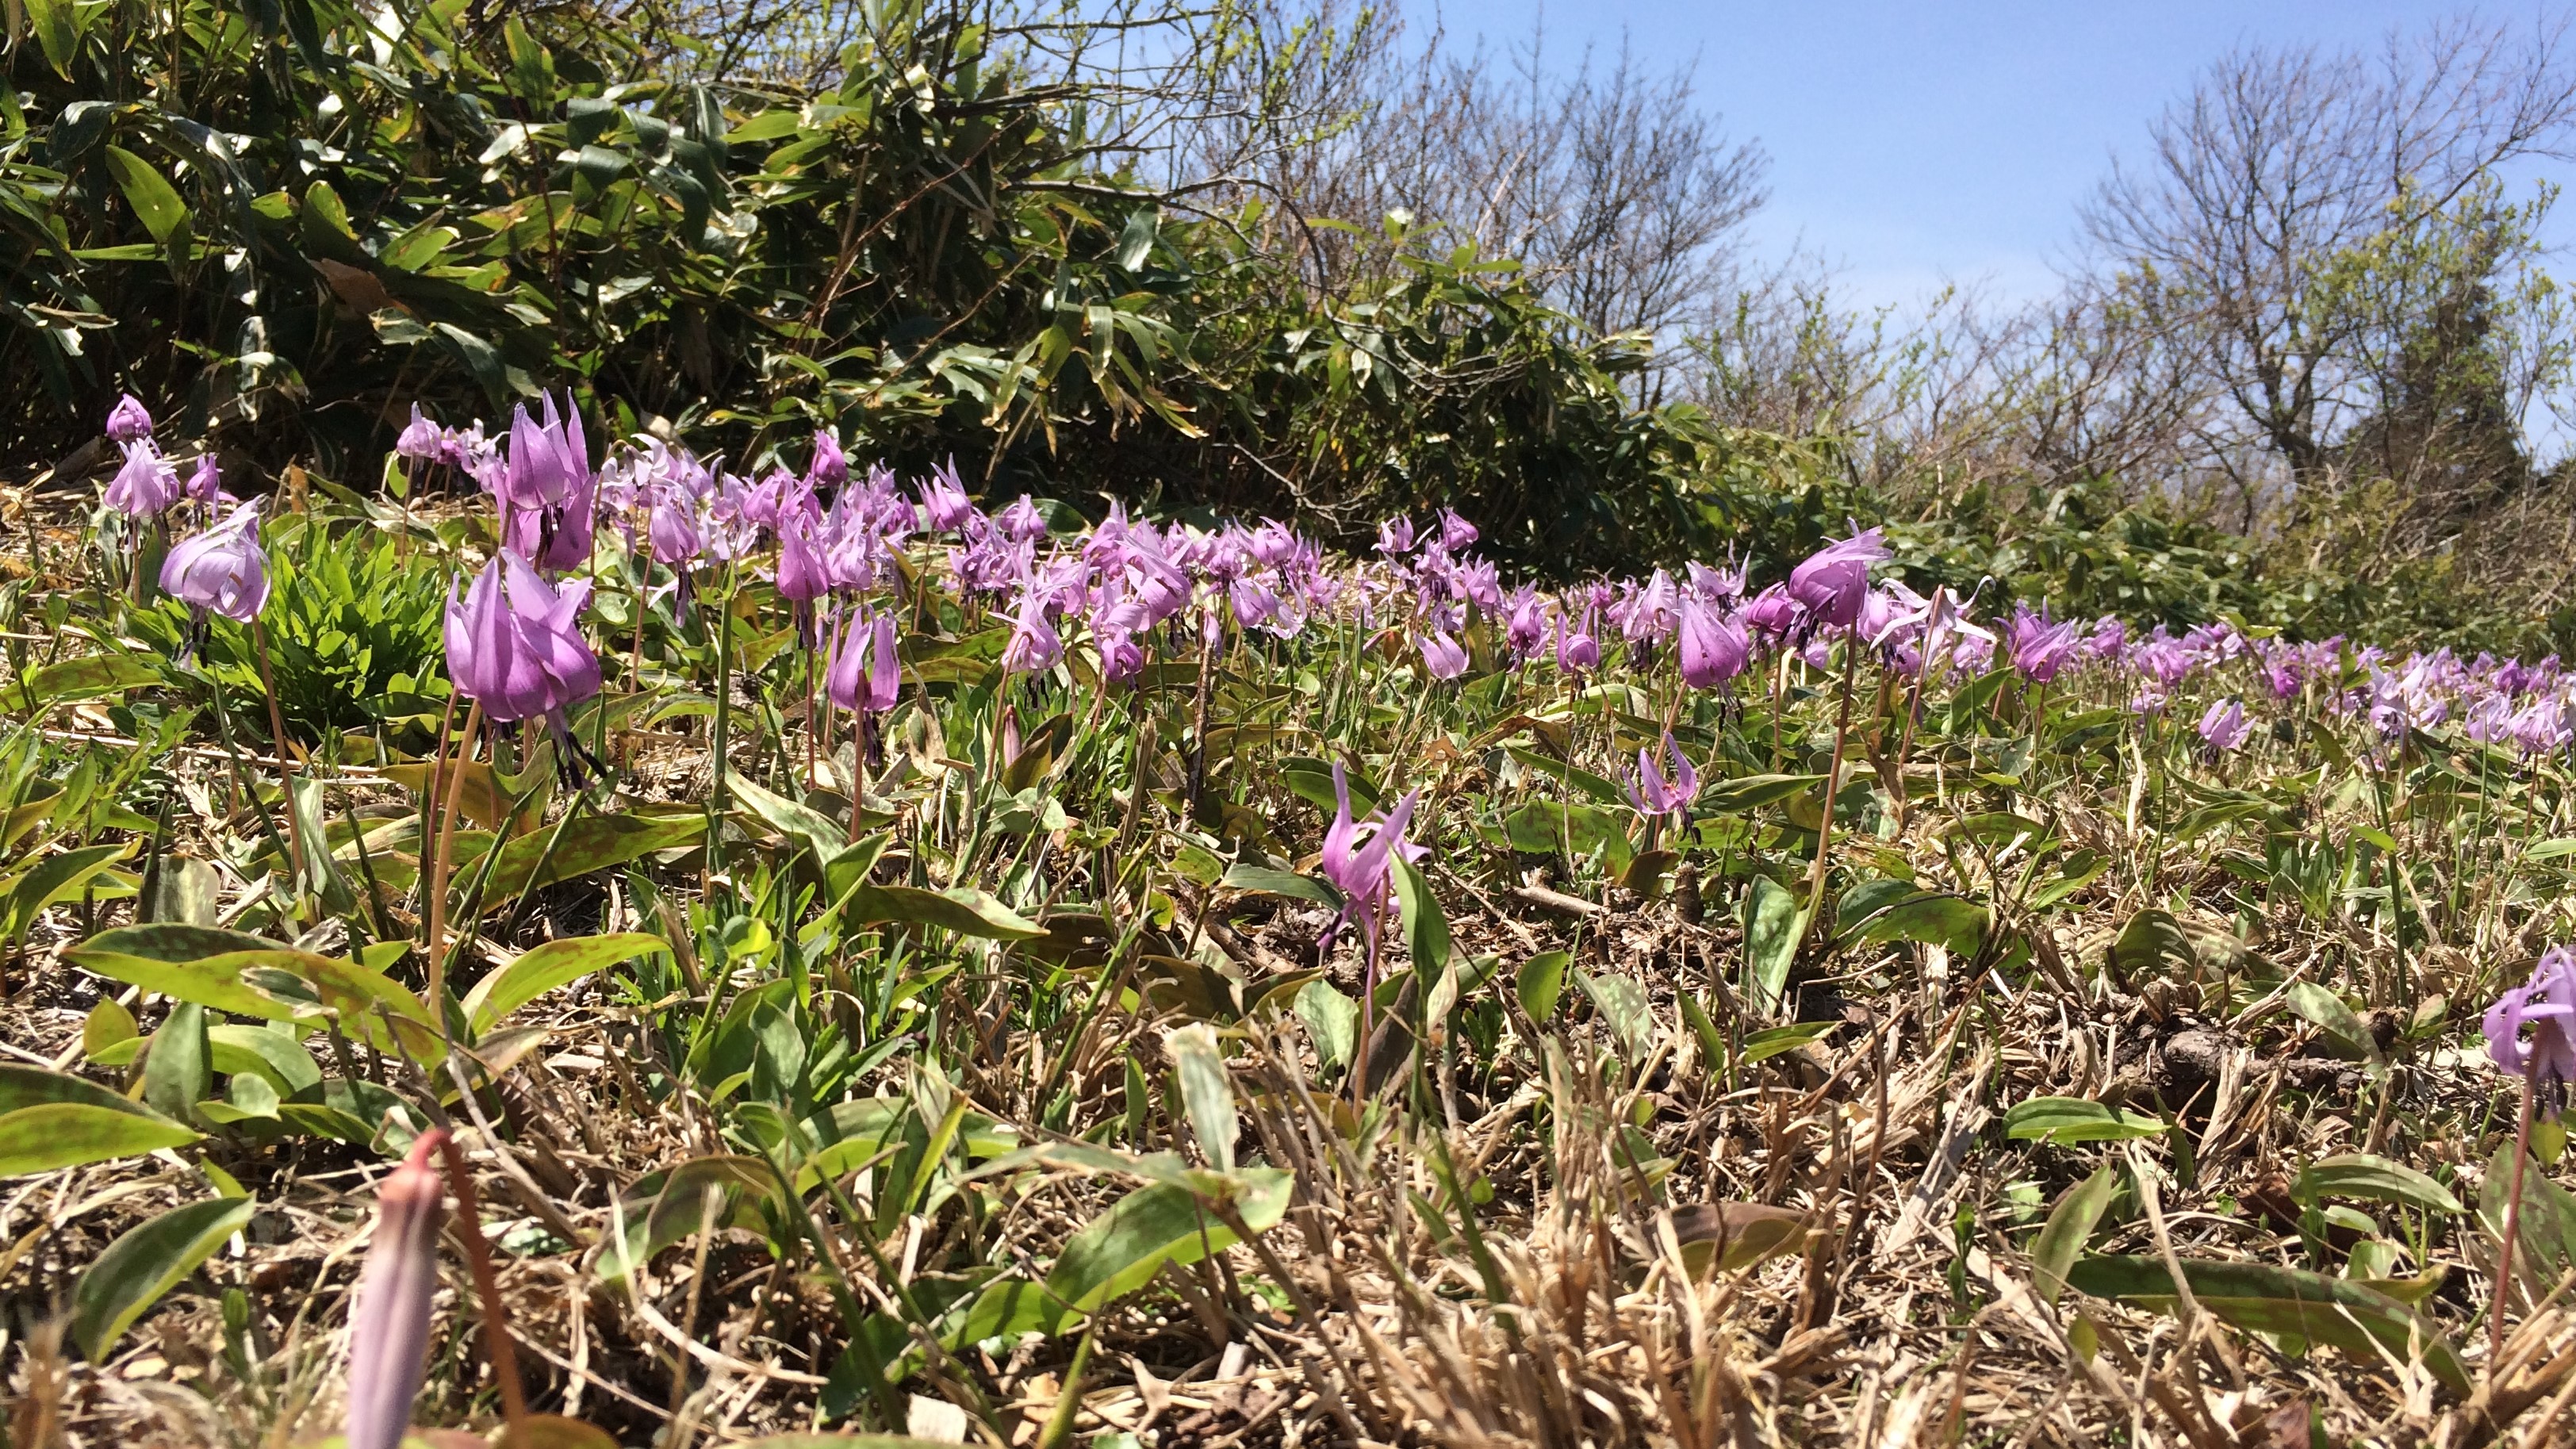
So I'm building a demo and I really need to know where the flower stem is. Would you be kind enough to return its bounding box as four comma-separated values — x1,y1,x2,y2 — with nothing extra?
424,700,483,1017
2492,1066,2539,1374
431,1132,529,1447
1807,636,1861,916
250,617,309,892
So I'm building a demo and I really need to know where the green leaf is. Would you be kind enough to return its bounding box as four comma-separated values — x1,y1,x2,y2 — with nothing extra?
2003,1096,2169,1145
1167,1023,1236,1173
480,811,707,909
1218,863,1340,906
1742,875,1805,1018
0,1103,199,1176
462,933,671,1035
1035,1168,1294,1332
64,923,326,1022
20,654,162,707
2032,1166,2120,1306
142,1002,210,1126
1516,949,1570,1022
2286,982,2381,1067
26,0,79,77
848,883,1044,941
1393,857,1451,976
2291,1154,2460,1215
2108,908,2194,980
1505,746,1623,804
1575,972,1654,1057
1845,890,1987,955
72,1196,255,1362
1737,1021,1833,1064
104,146,190,247
1295,980,1358,1069
1667,1202,1808,1277
2064,1255,2470,1395
1701,773,1825,816
6,841,135,941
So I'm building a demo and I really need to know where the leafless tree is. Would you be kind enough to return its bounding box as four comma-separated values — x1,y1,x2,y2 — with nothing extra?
2082,15,2576,515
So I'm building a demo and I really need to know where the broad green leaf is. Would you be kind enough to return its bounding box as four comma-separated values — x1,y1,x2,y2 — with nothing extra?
72,1196,255,1362
726,772,846,865
2032,1166,2120,1305
1505,746,1623,804
27,0,79,75
2286,982,2381,1067
1516,949,1570,1022
104,146,190,247
1576,971,1654,1056
2292,1153,2460,1215
1167,1024,1237,1173
64,923,323,1022
1218,863,1339,905
1846,890,1987,955
462,933,672,1034
1701,773,1825,816
206,1024,322,1095
2003,1096,2169,1145
1037,1168,1294,1332
2065,1255,2469,1395
5,841,135,941
1393,857,1451,976
2109,909,2194,980
479,811,707,909
602,1154,782,1282
1295,980,1358,1069
0,1062,164,1116
0,1103,199,1175
1742,875,1805,1018
142,1002,210,1126
849,883,1043,941
20,654,162,707
1738,1021,1833,1064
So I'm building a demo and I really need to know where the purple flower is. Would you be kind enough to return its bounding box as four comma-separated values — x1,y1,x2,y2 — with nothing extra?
1000,587,1063,675
647,489,703,566
776,516,830,604
395,405,444,462
807,430,848,492
1554,605,1601,675
160,500,269,623
1319,763,1424,953
1744,582,1802,637
1438,508,1478,551
1787,528,1889,628
343,1129,447,1449
1375,516,1418,557
2197,698,2252,753
825,608,900,714
445,551,602,723
1420,628,1468,680
1626,732,1700,817
995,494,1048,544
105,393,154,444
105,440,181,516
1677,596,1748,689
2486,949,2576,1109
2007,604,2082,684
184,454,226,507
919,464,976,531
495,393,596,572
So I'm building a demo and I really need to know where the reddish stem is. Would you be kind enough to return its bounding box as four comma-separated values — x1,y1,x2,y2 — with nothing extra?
433,1133,530,1446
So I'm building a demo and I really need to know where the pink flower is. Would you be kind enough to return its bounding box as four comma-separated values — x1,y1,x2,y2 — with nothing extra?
1787,528,1888,628
343,1129,448,1449
105,440,181,516
2486,949,2576,1108
161,500,269,623
1319,763,1424,953
2197,698,2252,753
825,609,900,715
1420,628,1467,680
1677,596,1747,689
1626,732,1700,816
444,551,600,723
105,393,154,443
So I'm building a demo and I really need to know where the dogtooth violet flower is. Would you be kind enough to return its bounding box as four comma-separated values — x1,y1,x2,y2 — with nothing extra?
1677,594,1749,689
184,454,226,507
106,393,155,443
161,500,269,623
444,551,602,724
825,608,901,715
494,393,596,572
1786,527,1889,628
2197,698,2252,754
1626,732,1700,817
105,440,182,516
1420,627,1468,680
1319,763,1424,953
395,404,445,461
1744,582,1801,637
2007,604,2083,684
2486,948,2576,1111
343,1129,447,1449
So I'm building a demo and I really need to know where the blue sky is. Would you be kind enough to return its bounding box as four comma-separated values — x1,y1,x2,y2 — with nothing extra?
1437,2,2566,309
